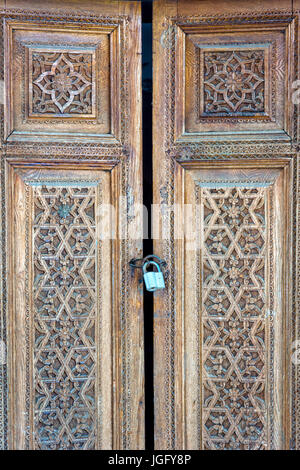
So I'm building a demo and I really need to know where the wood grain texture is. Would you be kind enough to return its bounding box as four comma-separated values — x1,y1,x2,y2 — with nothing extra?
153,0,298,450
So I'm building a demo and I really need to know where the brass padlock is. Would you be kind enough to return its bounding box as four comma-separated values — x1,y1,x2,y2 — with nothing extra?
143,261,165,292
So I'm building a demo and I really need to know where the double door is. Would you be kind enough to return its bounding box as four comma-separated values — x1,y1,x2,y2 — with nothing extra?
0,0,299,450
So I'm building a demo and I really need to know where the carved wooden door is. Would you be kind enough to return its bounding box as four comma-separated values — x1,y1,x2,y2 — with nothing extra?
0,1,143,450
153,0,299,450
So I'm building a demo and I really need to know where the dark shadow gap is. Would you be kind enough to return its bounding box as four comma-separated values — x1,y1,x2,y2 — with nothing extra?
142,0,154,451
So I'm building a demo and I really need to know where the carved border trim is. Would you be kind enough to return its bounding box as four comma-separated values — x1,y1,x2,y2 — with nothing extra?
292,155,300,450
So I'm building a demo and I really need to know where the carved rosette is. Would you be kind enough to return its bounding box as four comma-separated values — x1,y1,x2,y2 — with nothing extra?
31,52,93,115
203,50,265,116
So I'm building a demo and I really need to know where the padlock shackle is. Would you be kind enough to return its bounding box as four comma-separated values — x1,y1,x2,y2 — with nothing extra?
142,260,161,274
129,255,167,269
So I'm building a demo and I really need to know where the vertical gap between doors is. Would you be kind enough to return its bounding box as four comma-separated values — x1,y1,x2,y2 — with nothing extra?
142,0,154,450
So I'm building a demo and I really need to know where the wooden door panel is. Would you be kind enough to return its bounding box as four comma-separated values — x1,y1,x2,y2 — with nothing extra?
182,23,293,138
180,160,292,450
153,0,299,450
9,164,113,450
5,20,114,142
0,1,143,450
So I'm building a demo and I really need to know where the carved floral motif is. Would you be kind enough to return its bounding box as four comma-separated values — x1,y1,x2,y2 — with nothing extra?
31,52,93,115
203,50,265,115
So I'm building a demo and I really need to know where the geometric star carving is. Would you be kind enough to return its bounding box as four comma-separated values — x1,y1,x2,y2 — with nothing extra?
203,50,265,116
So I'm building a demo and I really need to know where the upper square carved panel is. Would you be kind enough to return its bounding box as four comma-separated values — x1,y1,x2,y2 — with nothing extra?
173,18,296,143
4,20,124,144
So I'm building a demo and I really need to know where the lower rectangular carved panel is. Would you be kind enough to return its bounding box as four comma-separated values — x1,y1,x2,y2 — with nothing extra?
8,165,113,449
181,163,292,449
